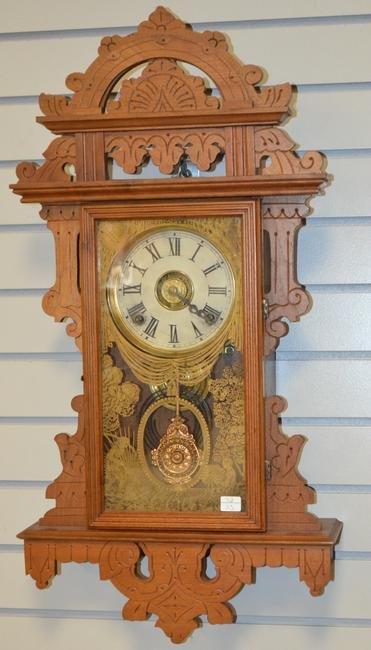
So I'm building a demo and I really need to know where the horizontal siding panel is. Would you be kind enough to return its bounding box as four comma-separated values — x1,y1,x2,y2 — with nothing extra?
0,230,54,289
290,86,371,152
0,487,365,551
280,292,371,352
1,88,371,162
312,493,370,552
277,359,371,417
0,168,41,225
1,1,371,33
0,294,76,353
298,224,371,285
0,422,75,480
1,618,371,650
1,552,370,618
4,156,371,225
234,559,371,618
284,425,371,485
0,359,82,417
2,423,370,485
1,21,371,97
311,155,371,219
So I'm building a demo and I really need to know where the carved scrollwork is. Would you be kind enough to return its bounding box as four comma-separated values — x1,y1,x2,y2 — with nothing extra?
24,542,58,588
255,127,324,175
263,199,312,354
23,536,334,632
298,547,333,596
137,5,186,42
15,136,76,183
35,7,291,119
100,542,253,643
40,395,87,527
265,396,320,532
105,130,225,175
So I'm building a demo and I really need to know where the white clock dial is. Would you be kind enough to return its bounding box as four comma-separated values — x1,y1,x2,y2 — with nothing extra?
107,228,235,353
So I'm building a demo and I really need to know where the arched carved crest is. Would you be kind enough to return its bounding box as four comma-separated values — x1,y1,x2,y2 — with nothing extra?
38,6,291,117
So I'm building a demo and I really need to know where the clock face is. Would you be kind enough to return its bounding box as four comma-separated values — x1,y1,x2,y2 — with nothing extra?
106,227,235,353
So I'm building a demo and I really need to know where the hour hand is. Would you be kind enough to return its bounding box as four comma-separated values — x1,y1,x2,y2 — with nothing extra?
189,303,217,325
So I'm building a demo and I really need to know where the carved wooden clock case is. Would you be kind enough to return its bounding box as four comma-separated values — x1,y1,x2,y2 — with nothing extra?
12,7,342,643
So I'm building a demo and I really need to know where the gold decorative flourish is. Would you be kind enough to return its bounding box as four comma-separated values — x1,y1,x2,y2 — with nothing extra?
102,353,140,433
209,363,246,483
104,362,246,512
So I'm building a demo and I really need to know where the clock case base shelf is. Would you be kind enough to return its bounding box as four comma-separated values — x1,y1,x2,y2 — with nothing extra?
19,519,342,643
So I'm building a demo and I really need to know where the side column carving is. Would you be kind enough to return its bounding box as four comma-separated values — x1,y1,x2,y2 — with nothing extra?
263,198,311,354
40,205,82,350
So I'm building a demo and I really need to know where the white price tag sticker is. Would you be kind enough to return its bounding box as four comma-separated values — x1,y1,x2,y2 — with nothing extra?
220,496,241,512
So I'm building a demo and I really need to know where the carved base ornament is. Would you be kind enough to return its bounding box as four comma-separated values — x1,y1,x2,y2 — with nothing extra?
13,6,341,643
22,528,340,644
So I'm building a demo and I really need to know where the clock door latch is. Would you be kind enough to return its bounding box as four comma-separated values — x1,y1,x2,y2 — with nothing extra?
265,459,272,480
262,297,269,320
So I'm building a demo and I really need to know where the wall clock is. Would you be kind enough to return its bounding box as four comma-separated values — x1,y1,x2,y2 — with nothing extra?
11,6,342,643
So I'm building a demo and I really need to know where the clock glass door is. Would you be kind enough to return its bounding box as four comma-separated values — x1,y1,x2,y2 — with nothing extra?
83,201,265,530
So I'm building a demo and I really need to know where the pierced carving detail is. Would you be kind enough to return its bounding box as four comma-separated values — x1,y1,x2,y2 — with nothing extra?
108,59,220,115
105,130,225,175
16,136,76,183
255,127,324,175
100,542,250,642
265,396,320,532
24,537,334,640
40,395,87,526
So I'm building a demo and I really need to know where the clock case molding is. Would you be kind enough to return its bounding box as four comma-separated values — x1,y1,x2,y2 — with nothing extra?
12,7,342,644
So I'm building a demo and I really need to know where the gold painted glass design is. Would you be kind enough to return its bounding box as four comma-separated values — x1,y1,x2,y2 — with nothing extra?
98,216,247,513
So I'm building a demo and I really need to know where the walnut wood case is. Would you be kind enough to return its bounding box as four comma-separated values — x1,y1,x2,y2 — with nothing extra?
11,7,342,643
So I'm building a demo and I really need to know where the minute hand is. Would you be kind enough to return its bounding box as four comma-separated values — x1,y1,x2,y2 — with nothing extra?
170,287,217,325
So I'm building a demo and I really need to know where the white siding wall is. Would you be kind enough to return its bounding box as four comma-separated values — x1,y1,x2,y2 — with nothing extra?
1,1,371,648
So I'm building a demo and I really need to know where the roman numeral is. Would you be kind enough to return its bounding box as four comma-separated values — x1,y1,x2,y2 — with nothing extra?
145,242,161,262
203,262,221,276
128,260,147,276
190,243,202,262
169,324,179,344
122,283,141,294
169,237,181,256
208,286,227,295
127,301,146,319
144,317,159,338
191,321,203,338
203,304,221,323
